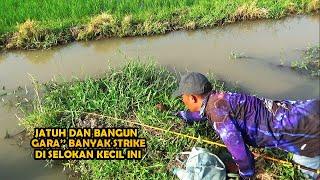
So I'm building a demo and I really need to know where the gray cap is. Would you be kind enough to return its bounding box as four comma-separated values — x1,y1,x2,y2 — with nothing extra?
172,72,212,97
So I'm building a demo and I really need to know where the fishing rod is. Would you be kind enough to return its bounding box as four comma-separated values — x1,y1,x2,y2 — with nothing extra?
31,110,320,174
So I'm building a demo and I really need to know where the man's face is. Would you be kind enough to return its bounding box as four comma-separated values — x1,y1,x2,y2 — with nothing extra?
182,94,201,112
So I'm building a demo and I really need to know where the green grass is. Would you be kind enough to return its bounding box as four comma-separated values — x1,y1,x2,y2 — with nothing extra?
0,0,319,49
21,60,306,179
291,45,320,77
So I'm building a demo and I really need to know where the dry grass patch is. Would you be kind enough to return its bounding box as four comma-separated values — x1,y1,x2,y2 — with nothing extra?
77,13,117,40
231,1,269,21
120,15,134,37
184,21,196,30
308,0,320,11
6,20,42,49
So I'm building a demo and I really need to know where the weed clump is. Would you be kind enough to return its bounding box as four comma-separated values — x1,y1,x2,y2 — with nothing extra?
143,19,169,35
6,20,41,49
308,0,320,12
120,15,134,37
77,13,118,40
291,45,320,77
231,1,269,21
184,21,196,30
5,20,61,49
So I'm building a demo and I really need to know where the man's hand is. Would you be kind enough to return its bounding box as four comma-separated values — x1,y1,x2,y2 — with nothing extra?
226,161,239,173
173,111,207,123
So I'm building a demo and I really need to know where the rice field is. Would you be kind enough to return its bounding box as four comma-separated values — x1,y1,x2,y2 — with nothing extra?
0,0,319,50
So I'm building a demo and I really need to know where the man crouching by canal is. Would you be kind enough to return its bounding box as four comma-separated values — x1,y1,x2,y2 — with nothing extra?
172,72,320,179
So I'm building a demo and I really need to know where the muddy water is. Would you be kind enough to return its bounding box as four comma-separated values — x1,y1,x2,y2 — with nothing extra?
0,15,319,179
0,92,68,179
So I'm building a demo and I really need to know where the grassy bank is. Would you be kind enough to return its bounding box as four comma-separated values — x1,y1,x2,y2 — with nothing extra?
22,61,305,179
1,0,319,50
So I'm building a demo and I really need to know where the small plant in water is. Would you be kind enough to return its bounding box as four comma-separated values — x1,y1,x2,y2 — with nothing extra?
229,51,247,60
291,45,320,77
279,49,286,66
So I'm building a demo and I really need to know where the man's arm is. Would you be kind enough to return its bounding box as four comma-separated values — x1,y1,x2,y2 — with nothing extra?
175,111,207,123
214,119,255,178
206,93,255,178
